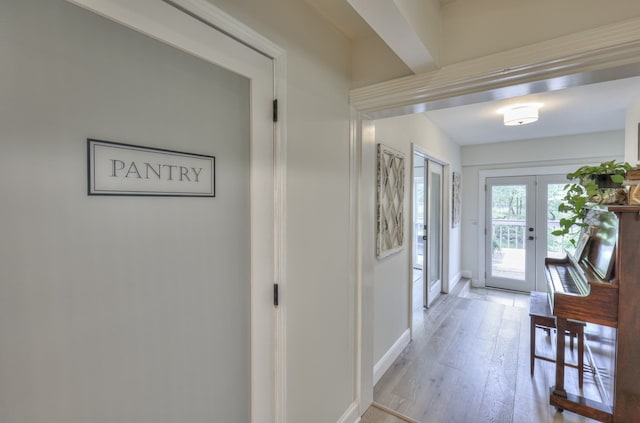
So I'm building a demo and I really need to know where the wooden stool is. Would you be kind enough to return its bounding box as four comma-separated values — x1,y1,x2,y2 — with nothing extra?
529,291,585,388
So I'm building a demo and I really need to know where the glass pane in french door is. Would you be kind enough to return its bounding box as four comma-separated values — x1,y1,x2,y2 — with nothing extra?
535,174,578,291
546,182,580,258
414,175,424,270
429,170,441,287
490,184,527,280
425,160,443,307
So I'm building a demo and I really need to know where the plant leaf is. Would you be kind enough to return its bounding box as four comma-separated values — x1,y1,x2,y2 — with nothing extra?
611,174,625,183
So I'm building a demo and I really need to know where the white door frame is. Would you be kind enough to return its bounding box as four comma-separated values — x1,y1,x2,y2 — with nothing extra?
65,1,287,422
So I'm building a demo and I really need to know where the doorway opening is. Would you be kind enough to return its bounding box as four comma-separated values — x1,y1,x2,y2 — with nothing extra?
412,150,445,310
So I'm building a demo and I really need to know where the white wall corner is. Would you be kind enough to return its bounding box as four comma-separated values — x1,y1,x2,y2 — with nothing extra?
373,329,410,385
336,401,361,423
471,278,484,288
461,270,472,279
625,98,640,164
448,271,462,292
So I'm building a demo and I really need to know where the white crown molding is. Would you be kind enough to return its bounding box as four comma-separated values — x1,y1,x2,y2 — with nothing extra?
350,17,640,115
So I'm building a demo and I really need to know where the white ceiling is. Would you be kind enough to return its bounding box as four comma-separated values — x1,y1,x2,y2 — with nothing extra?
305,0,640,146
425,76,640,145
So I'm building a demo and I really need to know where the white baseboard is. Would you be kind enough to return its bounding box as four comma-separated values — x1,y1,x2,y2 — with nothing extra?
461,270,472,279
471,278,484,287
373,329,410,385
336,401,360,423
448,271,462,292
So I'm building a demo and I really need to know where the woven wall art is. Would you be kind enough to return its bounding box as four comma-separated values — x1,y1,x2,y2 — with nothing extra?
376,143,405,258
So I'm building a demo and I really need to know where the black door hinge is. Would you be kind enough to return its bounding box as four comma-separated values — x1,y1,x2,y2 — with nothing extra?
273,99,278,123
274,283,279,306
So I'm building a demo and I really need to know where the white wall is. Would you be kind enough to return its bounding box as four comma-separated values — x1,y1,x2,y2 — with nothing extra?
441,0,640,65
461,131,625,284
205,1,357,422
625,98,640,164
372,114,462,367
351,34,412,89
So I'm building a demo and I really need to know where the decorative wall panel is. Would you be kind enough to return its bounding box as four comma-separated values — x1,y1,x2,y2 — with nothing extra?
452,171,461,228
377,143,405,258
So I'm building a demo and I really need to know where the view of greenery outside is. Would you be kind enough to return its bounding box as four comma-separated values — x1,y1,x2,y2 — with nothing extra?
491,184,579,256
491,185,526,252
492,185,526,219
548,183,580,255
415,179,424,220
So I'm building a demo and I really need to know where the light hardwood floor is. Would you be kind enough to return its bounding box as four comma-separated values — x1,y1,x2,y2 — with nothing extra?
361,279,605,423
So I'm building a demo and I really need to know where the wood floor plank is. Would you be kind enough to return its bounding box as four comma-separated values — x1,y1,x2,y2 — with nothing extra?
477,309,521,423
416,364,467,423
368,286,607,423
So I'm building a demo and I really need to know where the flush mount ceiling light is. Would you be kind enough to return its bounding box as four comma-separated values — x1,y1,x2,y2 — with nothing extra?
497,103,543,126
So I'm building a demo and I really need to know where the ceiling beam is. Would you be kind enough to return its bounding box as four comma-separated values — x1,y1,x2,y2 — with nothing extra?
347,0,440,74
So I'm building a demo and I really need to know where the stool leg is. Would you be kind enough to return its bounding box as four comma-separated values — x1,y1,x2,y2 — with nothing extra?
569,330,575,351
530,318,535,376
578,330,584,389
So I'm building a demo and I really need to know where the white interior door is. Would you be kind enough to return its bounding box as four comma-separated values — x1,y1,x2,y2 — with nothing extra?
424,159,444,307
1,1,276,422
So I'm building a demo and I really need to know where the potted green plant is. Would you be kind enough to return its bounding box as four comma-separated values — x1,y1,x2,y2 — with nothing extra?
552,160,632,243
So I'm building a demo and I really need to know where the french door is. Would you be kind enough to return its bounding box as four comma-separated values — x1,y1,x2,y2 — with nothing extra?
485,174,569,292
485,176,536,291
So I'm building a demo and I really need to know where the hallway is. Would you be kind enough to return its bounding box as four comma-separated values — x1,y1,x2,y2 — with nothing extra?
361,283,602,423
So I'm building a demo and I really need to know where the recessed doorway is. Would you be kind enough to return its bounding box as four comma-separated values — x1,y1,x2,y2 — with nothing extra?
413,151,445,308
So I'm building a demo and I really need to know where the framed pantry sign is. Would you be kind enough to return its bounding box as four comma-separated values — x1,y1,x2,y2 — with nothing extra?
87,139,215,197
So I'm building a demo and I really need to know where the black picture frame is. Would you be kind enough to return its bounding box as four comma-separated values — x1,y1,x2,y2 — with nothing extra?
87,138,216,197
